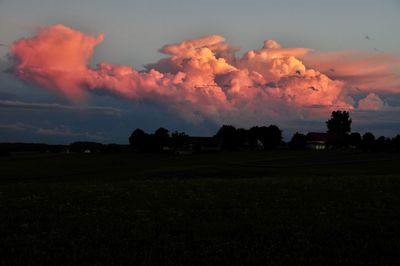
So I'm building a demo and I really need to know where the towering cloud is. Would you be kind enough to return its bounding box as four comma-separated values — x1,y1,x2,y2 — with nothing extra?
11,25,104,99
10,24,399,124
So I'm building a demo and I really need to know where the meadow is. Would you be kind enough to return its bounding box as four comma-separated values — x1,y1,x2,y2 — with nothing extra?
1,150,400,265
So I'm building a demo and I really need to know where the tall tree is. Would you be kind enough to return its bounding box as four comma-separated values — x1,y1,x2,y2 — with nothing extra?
129,128,148,151
376,136,391,151
248,126,260,148
154,127,170,150
362,132,376,151
266,125,283,149
326,111,352,135
235,128,249,148
393,135,400,152
257,125,282,149
289,132,307,150
171,131,188,150
347,132,362,148
215,125,237,150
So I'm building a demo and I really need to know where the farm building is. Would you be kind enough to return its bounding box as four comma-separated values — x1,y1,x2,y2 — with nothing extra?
306,132,337,150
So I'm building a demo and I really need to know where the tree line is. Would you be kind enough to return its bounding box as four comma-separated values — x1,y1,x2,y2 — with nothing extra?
1,111,399,155
127,125,283,152
128,111,400,152
289,131,400,151
290,111,400,151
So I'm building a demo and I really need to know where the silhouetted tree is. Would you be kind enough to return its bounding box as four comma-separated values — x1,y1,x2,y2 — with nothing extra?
326,111,352,135
129,129,148,151
362,132,376,151
376,136,391,151
266,125,283,149
393,135,400,152
215,125,237,150
154,127,170,151
171,131,188,150
257,125,282,149
245,125,282,150
289,132,307,150
235,128,249,148
248,126,260,149
347,132,362,149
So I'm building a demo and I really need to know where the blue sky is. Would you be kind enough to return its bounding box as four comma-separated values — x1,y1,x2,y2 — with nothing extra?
2,0,399,66
0,0,399,143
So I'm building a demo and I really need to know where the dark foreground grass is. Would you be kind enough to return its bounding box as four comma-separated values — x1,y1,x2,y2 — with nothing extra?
1,150,400,265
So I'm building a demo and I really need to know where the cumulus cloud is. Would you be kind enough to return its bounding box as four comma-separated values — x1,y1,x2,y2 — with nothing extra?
11,24,104,99
9,24,399,125
358,93,388,111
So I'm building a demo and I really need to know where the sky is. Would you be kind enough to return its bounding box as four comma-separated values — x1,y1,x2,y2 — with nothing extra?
0,0,399,143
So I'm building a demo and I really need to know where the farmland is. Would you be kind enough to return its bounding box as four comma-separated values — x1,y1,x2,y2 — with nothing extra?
1,150,400,265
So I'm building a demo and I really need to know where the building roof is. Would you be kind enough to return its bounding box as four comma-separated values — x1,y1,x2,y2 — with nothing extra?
306,132,337,142
187,136,220,147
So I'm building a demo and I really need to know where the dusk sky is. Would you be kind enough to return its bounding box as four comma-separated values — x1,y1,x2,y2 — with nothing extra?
1,0,399,143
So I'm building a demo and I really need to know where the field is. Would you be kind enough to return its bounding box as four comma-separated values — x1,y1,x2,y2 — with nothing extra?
1,150,400,265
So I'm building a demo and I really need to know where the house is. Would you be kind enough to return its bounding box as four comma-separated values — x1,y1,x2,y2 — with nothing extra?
187,137,221,152
175,137,221,155
306,132,337,150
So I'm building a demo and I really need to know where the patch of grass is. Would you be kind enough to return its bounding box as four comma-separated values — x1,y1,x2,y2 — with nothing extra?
1,151,400,265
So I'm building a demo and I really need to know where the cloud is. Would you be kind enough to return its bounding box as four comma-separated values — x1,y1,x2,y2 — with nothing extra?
11,24,104,99
0,122,106,140
0,122,34,131
303,51,400,94
0,100,122,115
9,24,399,125
358,93,388,111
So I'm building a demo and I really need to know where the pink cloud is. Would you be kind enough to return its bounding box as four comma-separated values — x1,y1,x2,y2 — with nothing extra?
11,24,104,99
358,93,387,111
10,24,399,125
303,51,400,94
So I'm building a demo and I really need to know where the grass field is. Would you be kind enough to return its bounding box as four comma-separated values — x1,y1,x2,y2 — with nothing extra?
1,150,400,265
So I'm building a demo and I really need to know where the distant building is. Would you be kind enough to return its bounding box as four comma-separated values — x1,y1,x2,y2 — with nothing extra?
187,137,221,152
306,132,337,150
175,137,220,155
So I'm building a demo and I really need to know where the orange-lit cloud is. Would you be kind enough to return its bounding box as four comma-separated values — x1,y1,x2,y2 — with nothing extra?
10,24,400,124
358,93,388,111
11,24,104,99
303,51,400,94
